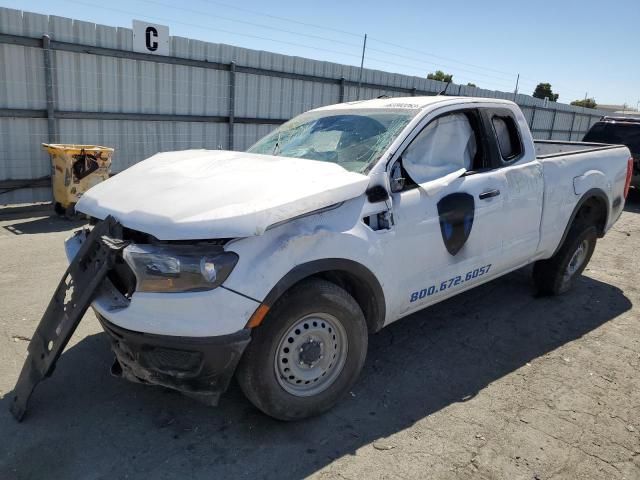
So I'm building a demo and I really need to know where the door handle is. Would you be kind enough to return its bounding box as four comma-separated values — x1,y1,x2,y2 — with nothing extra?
479,189,500,200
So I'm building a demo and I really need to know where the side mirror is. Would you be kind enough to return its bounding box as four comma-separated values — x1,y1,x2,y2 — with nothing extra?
366,185,389,203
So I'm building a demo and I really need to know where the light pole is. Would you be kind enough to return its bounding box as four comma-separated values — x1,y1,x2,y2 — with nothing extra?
356,34,367,101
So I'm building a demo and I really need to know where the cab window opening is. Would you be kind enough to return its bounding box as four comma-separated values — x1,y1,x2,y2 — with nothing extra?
491,114,523,162
392,109,485,189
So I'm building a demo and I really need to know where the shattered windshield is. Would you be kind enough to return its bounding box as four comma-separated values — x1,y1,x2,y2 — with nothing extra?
247,108,419,172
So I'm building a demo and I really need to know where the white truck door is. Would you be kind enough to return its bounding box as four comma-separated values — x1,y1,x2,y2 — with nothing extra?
384,108,510,319
480,108,544,265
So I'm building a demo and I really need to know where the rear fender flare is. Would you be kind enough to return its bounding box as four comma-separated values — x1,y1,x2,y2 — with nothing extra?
551,188,609,257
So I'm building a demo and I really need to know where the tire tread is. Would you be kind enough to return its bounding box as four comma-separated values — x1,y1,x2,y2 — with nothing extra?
236,278,367,420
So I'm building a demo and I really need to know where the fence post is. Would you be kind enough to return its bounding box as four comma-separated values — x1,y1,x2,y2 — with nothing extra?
339,77,345,103
228,61,236,150
411,87,416,97
548,109,557,140
42,35,56,143
529,106,537,131
576,113,585,139
569,112,577,140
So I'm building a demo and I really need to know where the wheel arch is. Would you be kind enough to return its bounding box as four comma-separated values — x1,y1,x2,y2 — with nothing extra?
260,259,386,334
552,188,609,257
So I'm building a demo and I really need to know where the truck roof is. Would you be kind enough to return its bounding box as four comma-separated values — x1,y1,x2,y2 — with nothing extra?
311,95,517,112
600,116,640,123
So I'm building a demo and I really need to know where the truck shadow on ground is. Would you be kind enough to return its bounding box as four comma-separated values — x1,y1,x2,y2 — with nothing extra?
0,269,631,479
1,213,85,235
624,188,640,213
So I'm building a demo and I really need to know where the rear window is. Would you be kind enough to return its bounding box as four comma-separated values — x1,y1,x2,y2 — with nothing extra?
491,115,522,160
583,122,640,154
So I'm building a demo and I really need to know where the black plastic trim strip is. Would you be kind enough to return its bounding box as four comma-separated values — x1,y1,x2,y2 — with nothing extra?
550,188,610,257
262,258,386,333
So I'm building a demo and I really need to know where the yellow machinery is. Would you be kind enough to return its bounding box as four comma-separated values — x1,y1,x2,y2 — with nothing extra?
42,144,114,218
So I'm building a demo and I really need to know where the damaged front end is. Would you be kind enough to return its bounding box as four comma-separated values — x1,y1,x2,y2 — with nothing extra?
10,216,127,421
10,217,251,421
99,316,250,407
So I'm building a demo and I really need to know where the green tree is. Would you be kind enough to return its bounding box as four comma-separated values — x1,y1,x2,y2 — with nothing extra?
533,83,559,101
427,70,453,83
570,98,597,109
466,82,477,87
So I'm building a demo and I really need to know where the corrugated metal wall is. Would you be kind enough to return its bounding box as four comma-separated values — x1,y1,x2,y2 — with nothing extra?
0,7,607,205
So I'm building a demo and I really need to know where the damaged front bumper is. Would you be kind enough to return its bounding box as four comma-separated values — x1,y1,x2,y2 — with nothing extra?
11,217,256,421
99,315,250,406
10,216,127,421
67,225,257,406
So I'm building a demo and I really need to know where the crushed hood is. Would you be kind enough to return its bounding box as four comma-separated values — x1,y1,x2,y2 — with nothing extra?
76,150,370,240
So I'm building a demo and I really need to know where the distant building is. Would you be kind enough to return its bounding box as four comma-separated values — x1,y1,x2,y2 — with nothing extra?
597,104,639,116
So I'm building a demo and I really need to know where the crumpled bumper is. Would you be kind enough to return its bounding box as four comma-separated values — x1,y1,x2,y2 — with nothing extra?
98,315,251,406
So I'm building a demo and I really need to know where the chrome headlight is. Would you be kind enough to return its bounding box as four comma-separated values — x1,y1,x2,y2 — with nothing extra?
123,244,238,293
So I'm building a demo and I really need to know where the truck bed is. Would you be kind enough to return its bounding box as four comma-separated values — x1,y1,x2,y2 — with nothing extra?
535,140,624,158
533,139,630,261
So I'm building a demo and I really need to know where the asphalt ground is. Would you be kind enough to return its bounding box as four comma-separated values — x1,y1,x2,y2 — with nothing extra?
0,193,639,479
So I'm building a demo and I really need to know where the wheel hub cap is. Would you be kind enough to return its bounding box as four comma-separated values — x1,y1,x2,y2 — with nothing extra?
274,313,348,397
299,339,323,367
561,239,589,289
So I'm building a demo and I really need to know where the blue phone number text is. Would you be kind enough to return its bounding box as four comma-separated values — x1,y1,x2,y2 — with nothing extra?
410,264,492,303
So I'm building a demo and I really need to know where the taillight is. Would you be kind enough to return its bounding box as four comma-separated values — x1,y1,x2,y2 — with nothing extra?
624,156,633,198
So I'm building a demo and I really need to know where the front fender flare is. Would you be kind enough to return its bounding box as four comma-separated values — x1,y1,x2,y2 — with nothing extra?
261,258,386,333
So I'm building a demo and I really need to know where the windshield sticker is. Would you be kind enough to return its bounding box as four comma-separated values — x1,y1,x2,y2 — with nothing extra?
384,103,421,109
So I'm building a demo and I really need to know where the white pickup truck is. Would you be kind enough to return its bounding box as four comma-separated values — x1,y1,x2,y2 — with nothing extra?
13,96,633,422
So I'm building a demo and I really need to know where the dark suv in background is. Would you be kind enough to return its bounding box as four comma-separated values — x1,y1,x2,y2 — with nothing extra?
584,116,640,188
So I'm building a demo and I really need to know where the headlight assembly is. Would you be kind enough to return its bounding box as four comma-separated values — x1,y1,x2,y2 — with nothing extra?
123,244,238,293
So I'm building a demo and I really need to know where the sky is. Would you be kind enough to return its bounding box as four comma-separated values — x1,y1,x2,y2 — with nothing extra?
5,0,640,107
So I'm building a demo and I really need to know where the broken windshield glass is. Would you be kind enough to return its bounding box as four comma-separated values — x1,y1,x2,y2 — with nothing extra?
247,108,419,173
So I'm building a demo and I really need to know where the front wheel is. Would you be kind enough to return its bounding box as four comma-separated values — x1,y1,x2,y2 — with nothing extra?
236,278,368,421
533,222,597,295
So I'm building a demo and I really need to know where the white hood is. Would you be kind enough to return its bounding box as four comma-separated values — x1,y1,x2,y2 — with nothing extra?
76,150,370,240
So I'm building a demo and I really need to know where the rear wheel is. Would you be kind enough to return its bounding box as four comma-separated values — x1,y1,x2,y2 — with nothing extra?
533,222,597,295
236,278,368,421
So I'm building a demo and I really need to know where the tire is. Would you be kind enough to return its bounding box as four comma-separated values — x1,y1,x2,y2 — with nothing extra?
236,278,368,421
54,202,65,216
64,203,78,220
533,221,597,296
